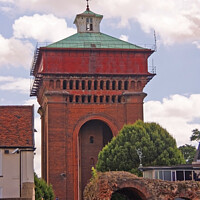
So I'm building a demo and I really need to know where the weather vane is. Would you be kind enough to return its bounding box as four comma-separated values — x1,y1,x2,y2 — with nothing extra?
86,0,90,10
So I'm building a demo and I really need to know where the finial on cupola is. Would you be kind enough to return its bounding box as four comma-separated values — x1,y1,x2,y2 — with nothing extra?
86,0,90,11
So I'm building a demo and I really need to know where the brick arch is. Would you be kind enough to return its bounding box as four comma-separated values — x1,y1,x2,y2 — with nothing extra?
111,180,153,200
72,114,120,200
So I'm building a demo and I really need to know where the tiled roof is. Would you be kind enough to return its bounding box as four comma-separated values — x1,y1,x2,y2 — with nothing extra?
0,106,34,148
47,32,144,49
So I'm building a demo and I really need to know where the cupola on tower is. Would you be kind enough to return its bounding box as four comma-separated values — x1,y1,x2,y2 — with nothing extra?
30,3,155,200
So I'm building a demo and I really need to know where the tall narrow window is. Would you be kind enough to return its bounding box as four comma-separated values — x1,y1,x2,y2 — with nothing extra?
0,150,2,176
70,80,73,90
94,80,98,90
86,18,93,31
118,81,122,90
49,80,54,89
63,80,67,89
90,136,94,144
124,81,129,90
76,80,79,90
88,80,92,90
100,80,104,90
82,80,85,90
56,80,60,88
112,81,116,90
106,80,110,90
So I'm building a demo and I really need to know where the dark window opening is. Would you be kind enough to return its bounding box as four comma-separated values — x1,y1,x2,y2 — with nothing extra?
106,96,110,103
88,96,91,103
185,171,192,180
100,81,104,90
94,95,97,103
118,96,122,103
76,80,79,90
56,80,60,88
86,18,93,31
176,171,184,181
118,81,122,90
63,80,67,89
124,81,129,90
88,80,92,90
69,95,73,103
70,80,73,90
112,96,116,103
106,80,110,90
100,96,103,103
112,81,116,90
82,96,86,103
90,136,94,144
76,96,79,103
82,80,85,90
94,80,98,90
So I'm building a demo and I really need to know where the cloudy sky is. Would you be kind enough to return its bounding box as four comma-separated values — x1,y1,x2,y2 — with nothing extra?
0,0,200,176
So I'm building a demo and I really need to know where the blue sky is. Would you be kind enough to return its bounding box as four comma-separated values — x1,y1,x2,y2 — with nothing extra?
0,0,200,175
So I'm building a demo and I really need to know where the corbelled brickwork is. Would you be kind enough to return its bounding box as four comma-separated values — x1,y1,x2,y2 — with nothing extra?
84,171,200,200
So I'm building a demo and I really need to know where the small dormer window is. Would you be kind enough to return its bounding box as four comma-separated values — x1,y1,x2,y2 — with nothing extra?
86,18,93,31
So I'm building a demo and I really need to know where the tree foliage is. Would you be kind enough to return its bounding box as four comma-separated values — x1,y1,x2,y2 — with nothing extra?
190,129,200,142
178,144,196,164
34,173,55,200
96,121,185,175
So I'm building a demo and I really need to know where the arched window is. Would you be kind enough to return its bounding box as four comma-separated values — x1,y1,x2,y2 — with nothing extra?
70,80,73,90
112,96,116,103
82,80,85,90
112,81,116,90
100,80,104,90
90,136,94,144
49,80,54,89
124,81,129,90
56,80,60,88
88,80,92,90
106,96,110,103
118,81,122,90
131,81,135,90
88,96,91,103
137,81,142,89
76,80,79,90
63,80,67,89
106,80,110,90
94,80,98,90
90,158,95,166
69,95,73,103
75,96,79,103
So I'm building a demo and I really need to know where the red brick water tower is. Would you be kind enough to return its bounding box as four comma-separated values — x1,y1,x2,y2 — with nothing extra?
30,4,155,200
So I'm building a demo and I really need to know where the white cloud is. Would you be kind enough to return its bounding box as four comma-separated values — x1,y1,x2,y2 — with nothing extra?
9,0,200,45
120,35,128,42
144,94,200,147
13,14,76,42
0,76,30,94
0,35,33,68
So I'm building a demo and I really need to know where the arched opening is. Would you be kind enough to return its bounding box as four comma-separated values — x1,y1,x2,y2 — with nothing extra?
79,120,113,199
111,187,146,200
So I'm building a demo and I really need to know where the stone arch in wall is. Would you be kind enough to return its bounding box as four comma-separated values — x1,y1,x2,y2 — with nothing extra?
78,119,114,199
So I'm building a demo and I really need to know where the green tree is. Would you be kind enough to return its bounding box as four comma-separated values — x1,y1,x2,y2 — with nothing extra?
190,129,200,142
34,173,55,200
96,120,185,175
178,144,196,164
